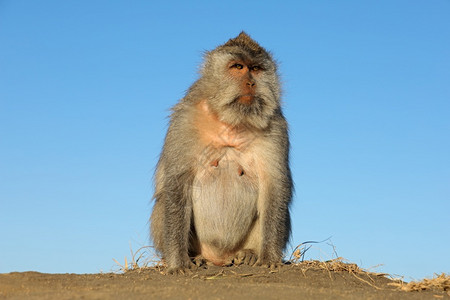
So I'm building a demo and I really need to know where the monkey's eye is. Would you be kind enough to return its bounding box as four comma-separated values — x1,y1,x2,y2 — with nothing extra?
250,65,261,71
231,63,244,70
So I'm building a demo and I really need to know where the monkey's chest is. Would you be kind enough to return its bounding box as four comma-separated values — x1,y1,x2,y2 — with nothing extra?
192,148,258,250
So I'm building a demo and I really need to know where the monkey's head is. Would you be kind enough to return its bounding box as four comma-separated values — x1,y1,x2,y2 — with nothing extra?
198,32,281,129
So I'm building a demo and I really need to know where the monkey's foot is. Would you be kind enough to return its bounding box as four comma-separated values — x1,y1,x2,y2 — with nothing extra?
225,249,258,266
191,255,208,268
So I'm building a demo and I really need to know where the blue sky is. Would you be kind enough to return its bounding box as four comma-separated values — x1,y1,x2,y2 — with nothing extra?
1,1,449,280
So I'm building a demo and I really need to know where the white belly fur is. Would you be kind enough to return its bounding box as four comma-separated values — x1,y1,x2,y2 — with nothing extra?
192,147,258,261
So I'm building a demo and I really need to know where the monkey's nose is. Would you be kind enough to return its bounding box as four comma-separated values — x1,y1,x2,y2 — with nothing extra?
246,81,255,87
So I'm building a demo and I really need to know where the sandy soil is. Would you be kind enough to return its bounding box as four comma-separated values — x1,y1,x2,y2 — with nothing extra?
1,263,448,300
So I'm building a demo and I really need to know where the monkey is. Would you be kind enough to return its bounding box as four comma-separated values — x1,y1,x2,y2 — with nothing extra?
150,32,292,274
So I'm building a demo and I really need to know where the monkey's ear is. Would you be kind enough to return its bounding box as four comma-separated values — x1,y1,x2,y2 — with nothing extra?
199,50,223,75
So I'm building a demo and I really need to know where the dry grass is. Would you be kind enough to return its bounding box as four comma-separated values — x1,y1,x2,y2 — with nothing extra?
288,240,388,289
113,244,162,273
292,257,387,290
114,241,448,296
289,241,450,294
388,273,450,293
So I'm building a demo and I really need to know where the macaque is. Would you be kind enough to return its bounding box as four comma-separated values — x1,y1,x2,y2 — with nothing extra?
150,32,292,274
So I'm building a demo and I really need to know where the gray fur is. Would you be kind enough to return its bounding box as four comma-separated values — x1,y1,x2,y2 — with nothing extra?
150,32,293,273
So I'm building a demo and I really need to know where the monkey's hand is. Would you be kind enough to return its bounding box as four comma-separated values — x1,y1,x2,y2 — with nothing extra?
255,257,283,271
166,257,197,275
166,263,197,275
167,267,192,275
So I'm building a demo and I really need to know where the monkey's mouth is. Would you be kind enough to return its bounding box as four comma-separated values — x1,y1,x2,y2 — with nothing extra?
229,95,265,116
237,94,254,105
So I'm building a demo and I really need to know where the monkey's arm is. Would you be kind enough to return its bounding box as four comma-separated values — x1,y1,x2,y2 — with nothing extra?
257,116,293,267
153,106,197,273
160,166,195,272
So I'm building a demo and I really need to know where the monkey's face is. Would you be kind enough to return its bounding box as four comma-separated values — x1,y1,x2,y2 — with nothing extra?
227,61,262,105
201,49,281,129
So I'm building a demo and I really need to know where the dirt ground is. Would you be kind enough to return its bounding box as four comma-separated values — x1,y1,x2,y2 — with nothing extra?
1,262,449,300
